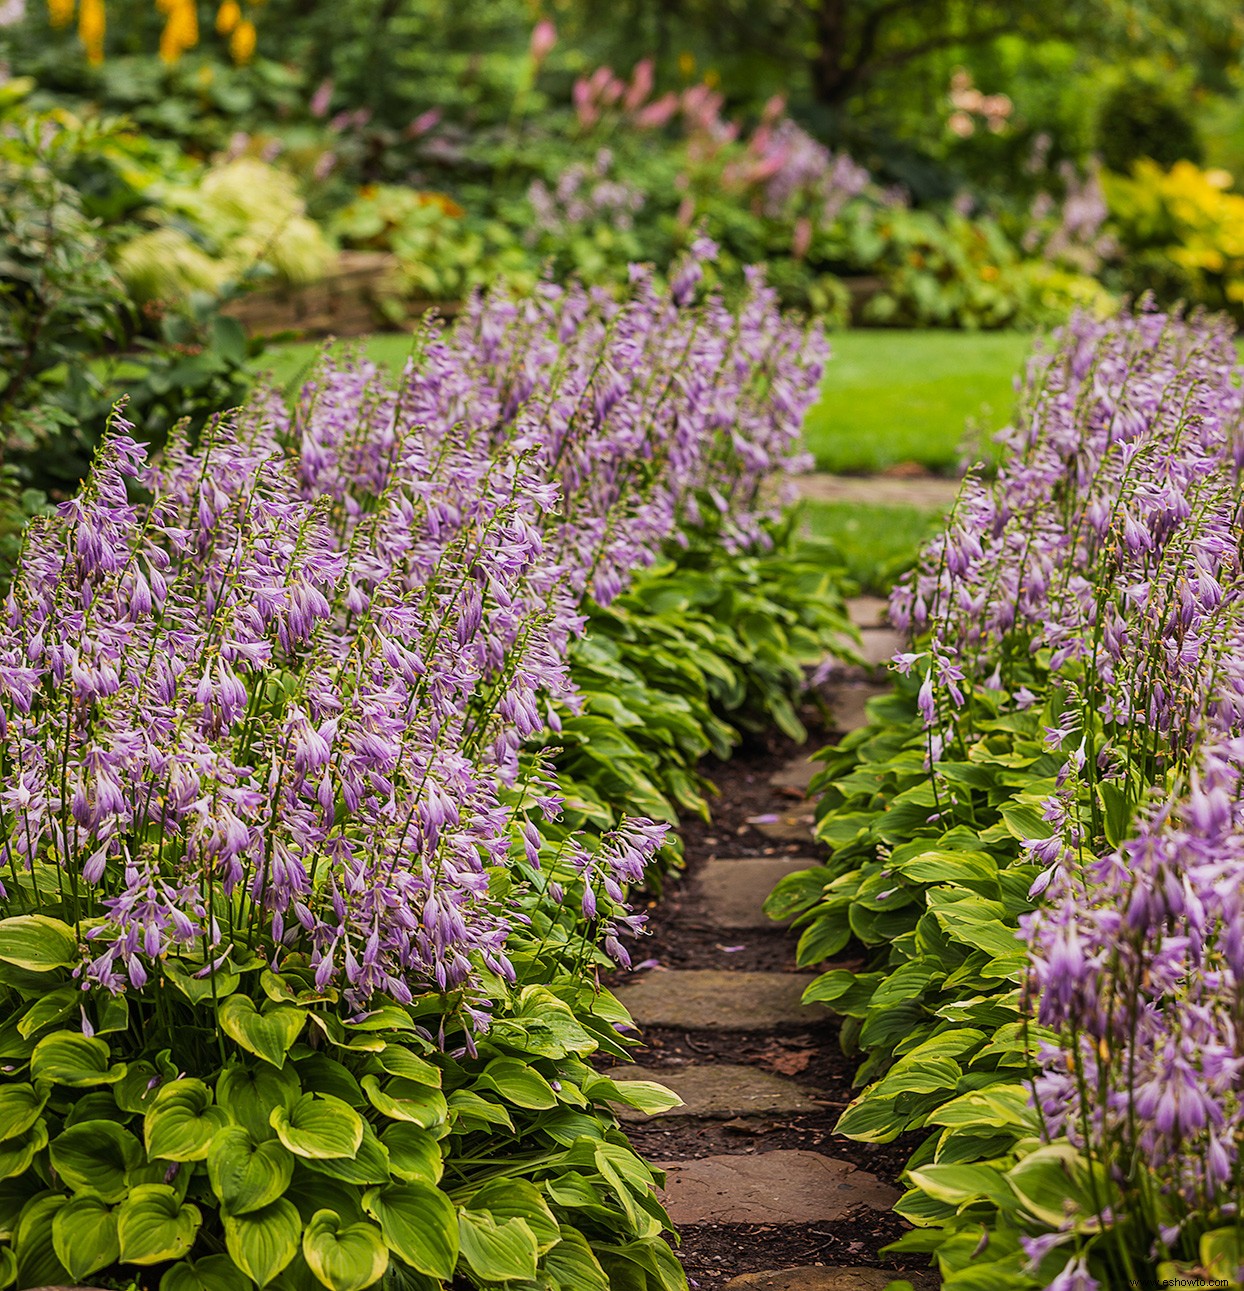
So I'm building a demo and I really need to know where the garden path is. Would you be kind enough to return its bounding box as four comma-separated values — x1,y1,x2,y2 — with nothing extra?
608,599,934,1290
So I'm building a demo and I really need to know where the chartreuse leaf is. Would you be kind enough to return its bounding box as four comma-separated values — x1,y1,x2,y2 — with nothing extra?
207,1126,295,1215
0,1083,46,1139
0,915,76,971
117,1183,202,1264
0,1245,14,1289
379,1123,443,1184
458,1210,540,1284
543,1224,610,1291
223,1197,302,1286
466,1178,560,1256
219,995,305,1068
373,1046,441,1086
361,1075,448,1128
906,1162,1015,1209
30,1031,120,1087
49,1119,142,1200
145,1078,230,1161
160,1253,253,1291
585,1073,683,1116
51,1192,119,1280
0,1117,47,1178
17,986,77,1038
302,1120,390,1186
218,1061,299,1142
363,1181,458,1280
270,1093,363,1160
475,1057,559,1110
15,1192,69,1288
302,1208,389,1291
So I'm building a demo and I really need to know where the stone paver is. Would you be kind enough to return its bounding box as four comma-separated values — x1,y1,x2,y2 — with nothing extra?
845,595,889,629
826,681,889,733
858,627,903,669
696,857,817,929
748,811,816,843
612,1064,823,1121
726,1268,936,1291
768,755,820,794
615,969,823,1031
656,1150,899,1225
797,472,960,511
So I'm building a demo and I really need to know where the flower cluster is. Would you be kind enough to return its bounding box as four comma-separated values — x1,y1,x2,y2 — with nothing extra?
0,257,825,1031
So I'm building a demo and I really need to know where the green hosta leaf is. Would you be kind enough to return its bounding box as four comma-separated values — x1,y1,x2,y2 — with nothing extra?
223,1197,301,1287
0,1245,14,1289
835,1091,905,1143
466,1179,560,1257
373,1047,441,1086
0,915,76,971
543,1225,610,1291
145,1078,229,1162
30,1030,120,1087
379,1123,443,1185
363,1181,458,1279
906,1162,1015,1209
458,1210,539,1284
51,1192,119,1280
0,1118,47,1179
49,1119,142,1200
15,1192,69,1288
302,1209,389,1291
270,1093,363,1160
218,1061,299,1142
445,1089,513,1131
361,1075,448,1128
17,986,78,1038
999,802,1054,842
587,1075,683,1116
897,849,999,886
114,1060,162,1114
220,996,305,1068
160,1253,253,1291
1006,1143,1098,1230
475,1057,559,1110
0,1083,46,1139
117,1183,202,1265
301,1120,390,1186
207,1126,295,1215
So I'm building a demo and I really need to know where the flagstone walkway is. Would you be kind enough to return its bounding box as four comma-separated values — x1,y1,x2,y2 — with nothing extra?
609,599,934,1290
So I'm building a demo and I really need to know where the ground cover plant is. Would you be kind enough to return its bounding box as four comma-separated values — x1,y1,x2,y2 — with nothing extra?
769,305,1244,1289
0,250,849,1289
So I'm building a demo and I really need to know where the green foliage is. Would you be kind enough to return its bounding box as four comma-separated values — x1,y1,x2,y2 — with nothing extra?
1096,76,1204,174
0,925,687,1290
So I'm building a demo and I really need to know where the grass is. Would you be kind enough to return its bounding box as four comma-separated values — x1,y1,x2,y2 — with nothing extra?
799,499,942,596
257,328,1037,478
810,329,1034,476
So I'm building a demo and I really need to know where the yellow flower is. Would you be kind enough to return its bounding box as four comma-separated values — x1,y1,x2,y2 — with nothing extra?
159,0,199,61
216,0,241,33
47,0,74,27
229,16,256,63
677,50,695,78
78,0,104,63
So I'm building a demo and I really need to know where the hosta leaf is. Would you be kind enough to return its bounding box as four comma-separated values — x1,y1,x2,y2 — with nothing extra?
543,1224,610,1291
0,915,76,971
15,1192,69,1288
218,1061,299,1141
223,1197,301,1287
17,986,78,1038
373,1046,441,1086
465,1178,560,1257
475,1057,558,1110
0,1083,46,1140
363,1181,458,1279
457,1210,539,1284
0,1118,47,1180
49,1119,141,1200
219,995,305,1068
302,1208,389,1291
117,1183,202,1265
30,1030,120,1087
587,1075,683,1116
51,1192,119,1280
379,1122,443,1184
361,1075,448,1128
207,1126,295,1215
301,1119,390,1185
145,1078,230,1162
270,1092,363,1160
160,1253,254,1291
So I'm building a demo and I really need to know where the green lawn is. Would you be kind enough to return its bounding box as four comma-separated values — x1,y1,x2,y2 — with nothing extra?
809,330,1033,476
799,499,941,596
258,328,1037,477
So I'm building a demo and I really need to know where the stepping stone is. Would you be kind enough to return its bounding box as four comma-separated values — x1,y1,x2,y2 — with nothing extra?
826,681,888,733
656,1150,899,1225
858,627,904,669
615,969,822,1031
845,595,889,629
726,1268,936,1291
610,1063,823,1121
696,857,818,929
796,472,960,512
768,755,819,795
747,811,816,843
